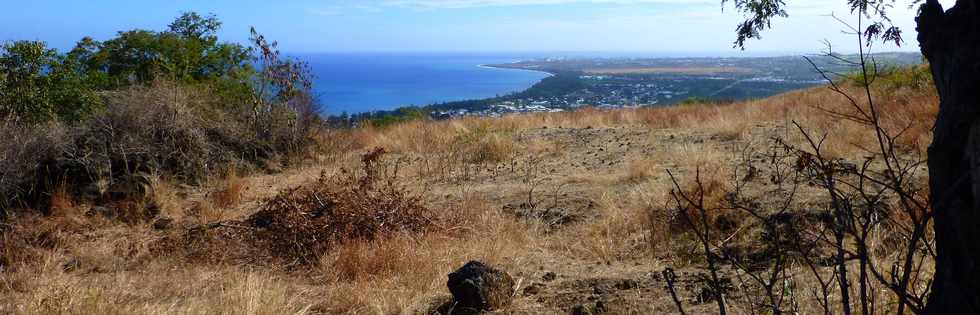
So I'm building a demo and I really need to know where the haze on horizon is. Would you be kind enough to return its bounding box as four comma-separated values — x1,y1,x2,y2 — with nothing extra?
2,0,953,56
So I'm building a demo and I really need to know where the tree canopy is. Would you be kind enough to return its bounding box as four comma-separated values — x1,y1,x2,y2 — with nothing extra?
0,12,315,123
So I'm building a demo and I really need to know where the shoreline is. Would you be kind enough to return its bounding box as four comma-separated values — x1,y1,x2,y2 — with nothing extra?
477,64,556,77
323,63,554,116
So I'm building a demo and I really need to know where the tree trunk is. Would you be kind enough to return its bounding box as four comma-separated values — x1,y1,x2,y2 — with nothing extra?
918,0,980,313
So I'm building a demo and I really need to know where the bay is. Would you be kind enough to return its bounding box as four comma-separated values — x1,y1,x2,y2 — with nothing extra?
297,52,552,114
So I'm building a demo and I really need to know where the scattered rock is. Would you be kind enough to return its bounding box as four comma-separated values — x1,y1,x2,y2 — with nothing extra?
81,180,108,201
572,300,607,315
447,261,516,311
615,279,639,290
428,295,483,315
86,206,112,217
503,197,597,230
592,285,608,295
523,282,545,296
153,217,175,230
543,271,557,282
62,258,81,272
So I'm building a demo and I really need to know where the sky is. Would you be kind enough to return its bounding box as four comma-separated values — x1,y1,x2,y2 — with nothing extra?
1,0,953,55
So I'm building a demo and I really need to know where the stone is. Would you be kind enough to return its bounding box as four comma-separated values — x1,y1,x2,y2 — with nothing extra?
153,217,175,230
543,271,557,282
572,301,607,315
523,283,545,296
86,206,112,217
447,261,515,311
616,279,639,290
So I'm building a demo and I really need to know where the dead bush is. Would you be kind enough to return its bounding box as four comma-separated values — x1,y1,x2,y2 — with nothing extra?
72,82,226,184
668,175,740,235
246,147,434,263
160,147,444,266
0,120,70,211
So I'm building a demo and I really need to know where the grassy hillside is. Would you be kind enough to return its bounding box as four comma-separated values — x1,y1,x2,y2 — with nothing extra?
0,62,938,313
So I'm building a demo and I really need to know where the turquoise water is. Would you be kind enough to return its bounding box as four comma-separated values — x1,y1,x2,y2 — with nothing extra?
297,53,551,114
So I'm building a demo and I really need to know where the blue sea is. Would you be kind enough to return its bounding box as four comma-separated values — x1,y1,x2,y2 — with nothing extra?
296,53,553,114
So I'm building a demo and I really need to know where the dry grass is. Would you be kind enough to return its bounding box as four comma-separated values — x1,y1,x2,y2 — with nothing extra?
584,66,753,75
47,181,74,216
0,71,941,314
212,170,248,210
623,157,659,182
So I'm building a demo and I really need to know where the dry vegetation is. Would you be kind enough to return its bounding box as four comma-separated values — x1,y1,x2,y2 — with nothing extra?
0,65,938,314
584,67,753,75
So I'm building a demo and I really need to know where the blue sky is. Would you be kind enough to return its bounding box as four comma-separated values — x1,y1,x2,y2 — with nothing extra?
2,0,947,55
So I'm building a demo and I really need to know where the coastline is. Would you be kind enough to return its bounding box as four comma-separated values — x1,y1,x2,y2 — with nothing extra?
312,55,554,115
477,64,556,77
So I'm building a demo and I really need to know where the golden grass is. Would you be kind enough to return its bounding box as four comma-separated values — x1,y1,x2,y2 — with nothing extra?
585,66,753,75
344,83,937,159
212,170,248,210
313,198,539,314
552,194,651,263
623,157,659,182
47,181,74,216
0,77,940,314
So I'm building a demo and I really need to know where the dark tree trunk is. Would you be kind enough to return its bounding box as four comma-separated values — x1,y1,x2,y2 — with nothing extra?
917,0,980,313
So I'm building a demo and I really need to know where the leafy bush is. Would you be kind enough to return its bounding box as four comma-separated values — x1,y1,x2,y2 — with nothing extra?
847,63,933,92
0,13,323,213
0,41,103,123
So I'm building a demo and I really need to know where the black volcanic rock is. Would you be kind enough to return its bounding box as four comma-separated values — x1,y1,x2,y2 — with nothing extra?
447,261,515,311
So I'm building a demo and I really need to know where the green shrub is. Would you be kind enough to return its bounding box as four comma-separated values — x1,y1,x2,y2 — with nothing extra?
0,12,323,213
0,41,103,123
847,63,933,92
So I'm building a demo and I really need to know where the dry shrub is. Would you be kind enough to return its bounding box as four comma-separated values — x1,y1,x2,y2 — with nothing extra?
669,175,741,236
624,157,659,182
76,82,221,182
246,148,436,264
463,133,515,164
3,79,325,217
435,127,514,165
0,120,69,210
157,147,445,266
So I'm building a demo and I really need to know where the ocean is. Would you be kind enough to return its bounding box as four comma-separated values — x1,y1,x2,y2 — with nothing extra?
296,53,553,114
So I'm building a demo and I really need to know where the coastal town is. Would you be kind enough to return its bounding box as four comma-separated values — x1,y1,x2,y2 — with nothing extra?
339,53,923,122
428,53,922,119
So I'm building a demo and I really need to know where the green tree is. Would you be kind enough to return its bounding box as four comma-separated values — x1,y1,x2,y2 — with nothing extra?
0,41,57,121
0,40,102,123
168,12,222,39
80,12,252,89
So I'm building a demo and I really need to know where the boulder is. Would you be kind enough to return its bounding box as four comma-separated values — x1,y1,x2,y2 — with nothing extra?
153,217,175,230
447,261,515,311
543,271,557,282
572,300,607,315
